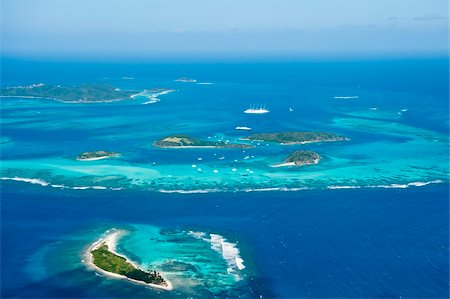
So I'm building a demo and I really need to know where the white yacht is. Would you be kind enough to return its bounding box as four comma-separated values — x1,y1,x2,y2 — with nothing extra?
244,105,270,114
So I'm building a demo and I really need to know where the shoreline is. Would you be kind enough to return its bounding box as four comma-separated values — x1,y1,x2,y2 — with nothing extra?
279,139,348,145
0,95,134,103
130,89,175,99
241,138,348,145
85,229,173,291
155,145,217,149
270,162,297,168
270,159,319,168
155,145,252,149
76,155,119,161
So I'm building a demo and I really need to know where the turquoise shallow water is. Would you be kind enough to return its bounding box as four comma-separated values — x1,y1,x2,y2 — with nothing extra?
119,225,248,293
22,224,253,298
1,60,448,192
1,59,449,298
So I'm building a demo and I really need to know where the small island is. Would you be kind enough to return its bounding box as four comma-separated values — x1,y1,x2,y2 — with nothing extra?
76,151,121,161
244,132,348,145
87,230,172,290
271,150,321,167
1,83,139,103
154,134,252,149
175,77,197,83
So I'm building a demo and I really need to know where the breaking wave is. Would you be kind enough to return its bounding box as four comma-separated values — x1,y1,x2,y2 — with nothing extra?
0,177,122,191
1,177,445,193
130,89,176,105
1,177,49,186
188,231,245,279
158,189,220,194
333,96,359,99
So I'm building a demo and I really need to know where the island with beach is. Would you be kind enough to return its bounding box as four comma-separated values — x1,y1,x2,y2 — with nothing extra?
272,150,321,167
244,131,348,145
76,151,121,161
87,230,173,290
0,83,150,103
154,134,253,149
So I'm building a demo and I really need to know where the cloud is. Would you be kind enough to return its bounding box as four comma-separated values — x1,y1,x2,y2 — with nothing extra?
412,14,447,21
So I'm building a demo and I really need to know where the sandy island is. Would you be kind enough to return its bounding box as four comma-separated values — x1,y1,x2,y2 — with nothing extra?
271,158,320,168
270,162,297,168
85,229,173,291
76,152,121,161
76,156,116,161
270,160,319,167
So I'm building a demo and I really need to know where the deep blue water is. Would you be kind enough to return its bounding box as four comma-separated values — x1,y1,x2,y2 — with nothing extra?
1,58,449,298
1,182,449,298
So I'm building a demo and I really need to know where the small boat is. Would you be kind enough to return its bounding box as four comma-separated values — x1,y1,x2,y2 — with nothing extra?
289,107,294,112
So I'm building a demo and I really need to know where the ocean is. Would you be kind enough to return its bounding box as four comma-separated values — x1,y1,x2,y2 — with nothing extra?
1,58,449,298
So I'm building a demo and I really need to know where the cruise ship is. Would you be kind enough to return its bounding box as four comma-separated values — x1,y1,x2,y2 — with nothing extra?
244,105,270,114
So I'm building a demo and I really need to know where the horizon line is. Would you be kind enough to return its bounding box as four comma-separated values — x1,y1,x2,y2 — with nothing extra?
1,52,448,64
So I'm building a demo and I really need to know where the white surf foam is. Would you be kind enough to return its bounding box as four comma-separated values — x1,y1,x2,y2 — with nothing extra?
1,177,49,186
158,189,219,194
131,89,175,104
327,180,443,190
142,99,159,105
333,96,359,99
1,176,445,193
1,177,121,191
244,187,310,192
368,180,443,189
188,231,246,277
327,185,361,190
72,185,109,190
50,184,65,188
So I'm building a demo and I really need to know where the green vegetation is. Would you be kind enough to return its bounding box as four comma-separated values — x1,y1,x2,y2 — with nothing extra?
285,150,321,165
76,151,120,160
91,244,167,286
154,134,252,149
245,131,348,144
0,83,137,102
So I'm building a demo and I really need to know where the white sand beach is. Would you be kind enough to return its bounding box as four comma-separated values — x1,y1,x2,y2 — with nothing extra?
270,162,297,168
271,159,319,167
85,229,173,291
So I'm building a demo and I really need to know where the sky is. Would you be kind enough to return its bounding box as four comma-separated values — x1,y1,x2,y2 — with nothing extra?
1,0,448,61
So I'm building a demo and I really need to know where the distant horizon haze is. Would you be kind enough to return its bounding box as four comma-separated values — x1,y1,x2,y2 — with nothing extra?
1,0,448,61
